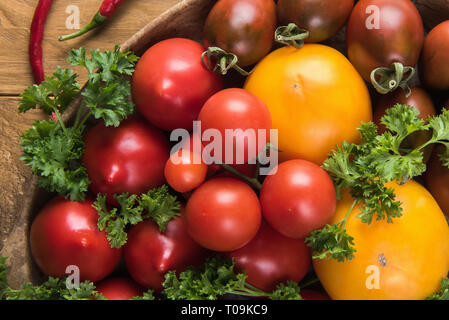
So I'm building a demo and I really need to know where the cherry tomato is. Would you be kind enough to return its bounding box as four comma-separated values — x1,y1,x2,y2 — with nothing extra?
198,88,272,164
425,146,449,217
164,149,208,193
30,196,122,282
419,21,449,90
131,38,223,131
186,177,262,251
277,0,354,43
228,222,311,292
83,116,170,205
204,0,277,67
244,44,372,164
260,159,336,239
346,0,424,83
124,210,209,291
95,278,144,300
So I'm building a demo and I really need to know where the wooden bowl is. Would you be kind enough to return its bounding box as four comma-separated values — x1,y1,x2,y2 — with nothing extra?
0,0,447,288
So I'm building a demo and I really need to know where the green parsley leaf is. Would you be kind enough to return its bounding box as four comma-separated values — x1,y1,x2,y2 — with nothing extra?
68,45,139,127
140,185,181,232
20,120,89,201
306,222,356,263
93,186,181,248
93,193,144,248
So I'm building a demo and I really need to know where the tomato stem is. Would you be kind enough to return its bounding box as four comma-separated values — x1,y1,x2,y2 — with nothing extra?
275,23,309,49
370,62,415,97
220,163,262,191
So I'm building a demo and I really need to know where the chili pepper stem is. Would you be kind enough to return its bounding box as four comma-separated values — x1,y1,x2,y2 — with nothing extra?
59,12,107,41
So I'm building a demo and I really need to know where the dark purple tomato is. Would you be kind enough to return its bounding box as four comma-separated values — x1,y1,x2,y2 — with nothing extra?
346,0,424,83
132,38,223,131
277,0,354,43
419,21,449,90
373,86,436,133
204,0,277,67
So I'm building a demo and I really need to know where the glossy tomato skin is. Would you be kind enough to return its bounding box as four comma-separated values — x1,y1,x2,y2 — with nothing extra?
124,211,209,291
425,147,449,217
30,197,122,282
198,88,272,164
228,222,311,292
346,0,424,82
277,0,354,43
186,177,262,252
419,21,449,90
131,38,223,131
164,150,208,193
83,116,170,204
95,278,144,300
244,44,372,164
260,159,336,239
204,0,277,67
314,181,449,300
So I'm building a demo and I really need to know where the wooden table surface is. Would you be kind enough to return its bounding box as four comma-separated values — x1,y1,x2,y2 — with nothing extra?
0,0,180,241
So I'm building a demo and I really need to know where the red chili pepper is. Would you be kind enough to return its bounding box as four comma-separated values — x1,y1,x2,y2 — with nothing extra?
30,0,53,84
59,0,127,41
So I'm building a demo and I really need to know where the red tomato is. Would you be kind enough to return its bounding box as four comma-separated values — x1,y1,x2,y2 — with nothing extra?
131,38,223,131
228,222,311,292
164,150,208,193
95,278,144,300
186,177,262,251
198,88,272,164
83,116,170,204
260,159,336,239
425,146,449,217
346,0,424,83
301,290,331,300
124,210,209,291
373,86,436,133
30,197,122,282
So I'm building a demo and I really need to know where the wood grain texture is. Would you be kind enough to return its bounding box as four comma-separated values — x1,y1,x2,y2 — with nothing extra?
0,0,181,95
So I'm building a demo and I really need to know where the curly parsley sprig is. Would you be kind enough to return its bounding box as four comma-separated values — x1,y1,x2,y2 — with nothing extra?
426,278,449,300
0,257,105,300
307,105,449,263
162,257,304,300
19,46,139,201
93,185,181,248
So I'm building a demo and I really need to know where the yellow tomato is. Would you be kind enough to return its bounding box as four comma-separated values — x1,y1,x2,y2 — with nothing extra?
244,44,372,164
313,180,449,300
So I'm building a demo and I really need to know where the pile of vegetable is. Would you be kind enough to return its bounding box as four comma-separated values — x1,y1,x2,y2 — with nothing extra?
3,0,449,301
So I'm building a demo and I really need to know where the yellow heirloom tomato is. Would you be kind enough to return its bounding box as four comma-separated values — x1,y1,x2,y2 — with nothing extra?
313,180,449,300
244,44,372,164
